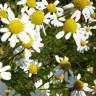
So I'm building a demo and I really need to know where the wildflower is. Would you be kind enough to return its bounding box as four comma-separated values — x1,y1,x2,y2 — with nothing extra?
39,0,65,27
66,74,90,96
56,17,81,42
21,59,42,77
0,10,34,48
63,0,95,22
55,55,74,81
33,79,49,96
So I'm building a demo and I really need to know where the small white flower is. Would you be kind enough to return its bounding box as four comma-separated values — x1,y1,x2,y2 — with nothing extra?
34,79,50,96
39,0,65,27
20,59,42,77
0,10,35,48
55,55,74,81
0,3,13,21
56,17,81,43
63,0,95,22
17,0,40,13
66,74,91,96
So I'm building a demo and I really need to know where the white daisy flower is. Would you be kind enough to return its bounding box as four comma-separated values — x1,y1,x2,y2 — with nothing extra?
77,40,89,53
20,59,42,77
0,10,35,48
63,0,95,22
66,74,91,96
38,0,65,27
56,17,81,43
74,29,90,53
17,0,37,13
0,3,12,21
0,62,11,80
0,81,15,96
34,79,50,96
22,8,50,39
55,55,74,82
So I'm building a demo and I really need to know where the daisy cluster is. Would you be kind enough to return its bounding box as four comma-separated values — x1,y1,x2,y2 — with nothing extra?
0,0,96,96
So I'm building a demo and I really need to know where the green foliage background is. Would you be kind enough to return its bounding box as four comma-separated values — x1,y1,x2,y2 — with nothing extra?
0,0,96,96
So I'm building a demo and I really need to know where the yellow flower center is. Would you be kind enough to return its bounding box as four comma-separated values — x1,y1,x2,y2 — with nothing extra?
74,80,84,91
28,64,37,74
60,59,71,71
30,10,44,25
47,3,57,13
8,20,24,34
0,9,8,18
26,0,36,8
21,34,33,48
54,74,64,80
63,19,77,33
91,13,96,18
73,0,90,10
39,85,45,93
80,40,88,46
86,26,90,32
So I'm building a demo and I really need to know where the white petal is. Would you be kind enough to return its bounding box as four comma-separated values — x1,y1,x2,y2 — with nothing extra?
7,8,15,20
71,10,81,22
44,82,49,89
54,0,59,5
1,18,9,24
32,43,41,53
18,32,30,43
42,0,48,5
82,8,90,22
21,6,28,13
55,55,60,63
17,0,26,5
56,31,64,39
0,4,3,9
64,56,69,61
0,62,3,69
4,3,8,10
0,65,11,72
77,74,81,80
29,73,32,77
65,33,71,40
0,28,9,33
25,49,32,59
1,72,11,80
36,25,42,41
65,72,68,82
8,34,19,48
36,2,46,10
56,7,63,16
69,69,74,77
63,3,74,10
1,32,11,42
